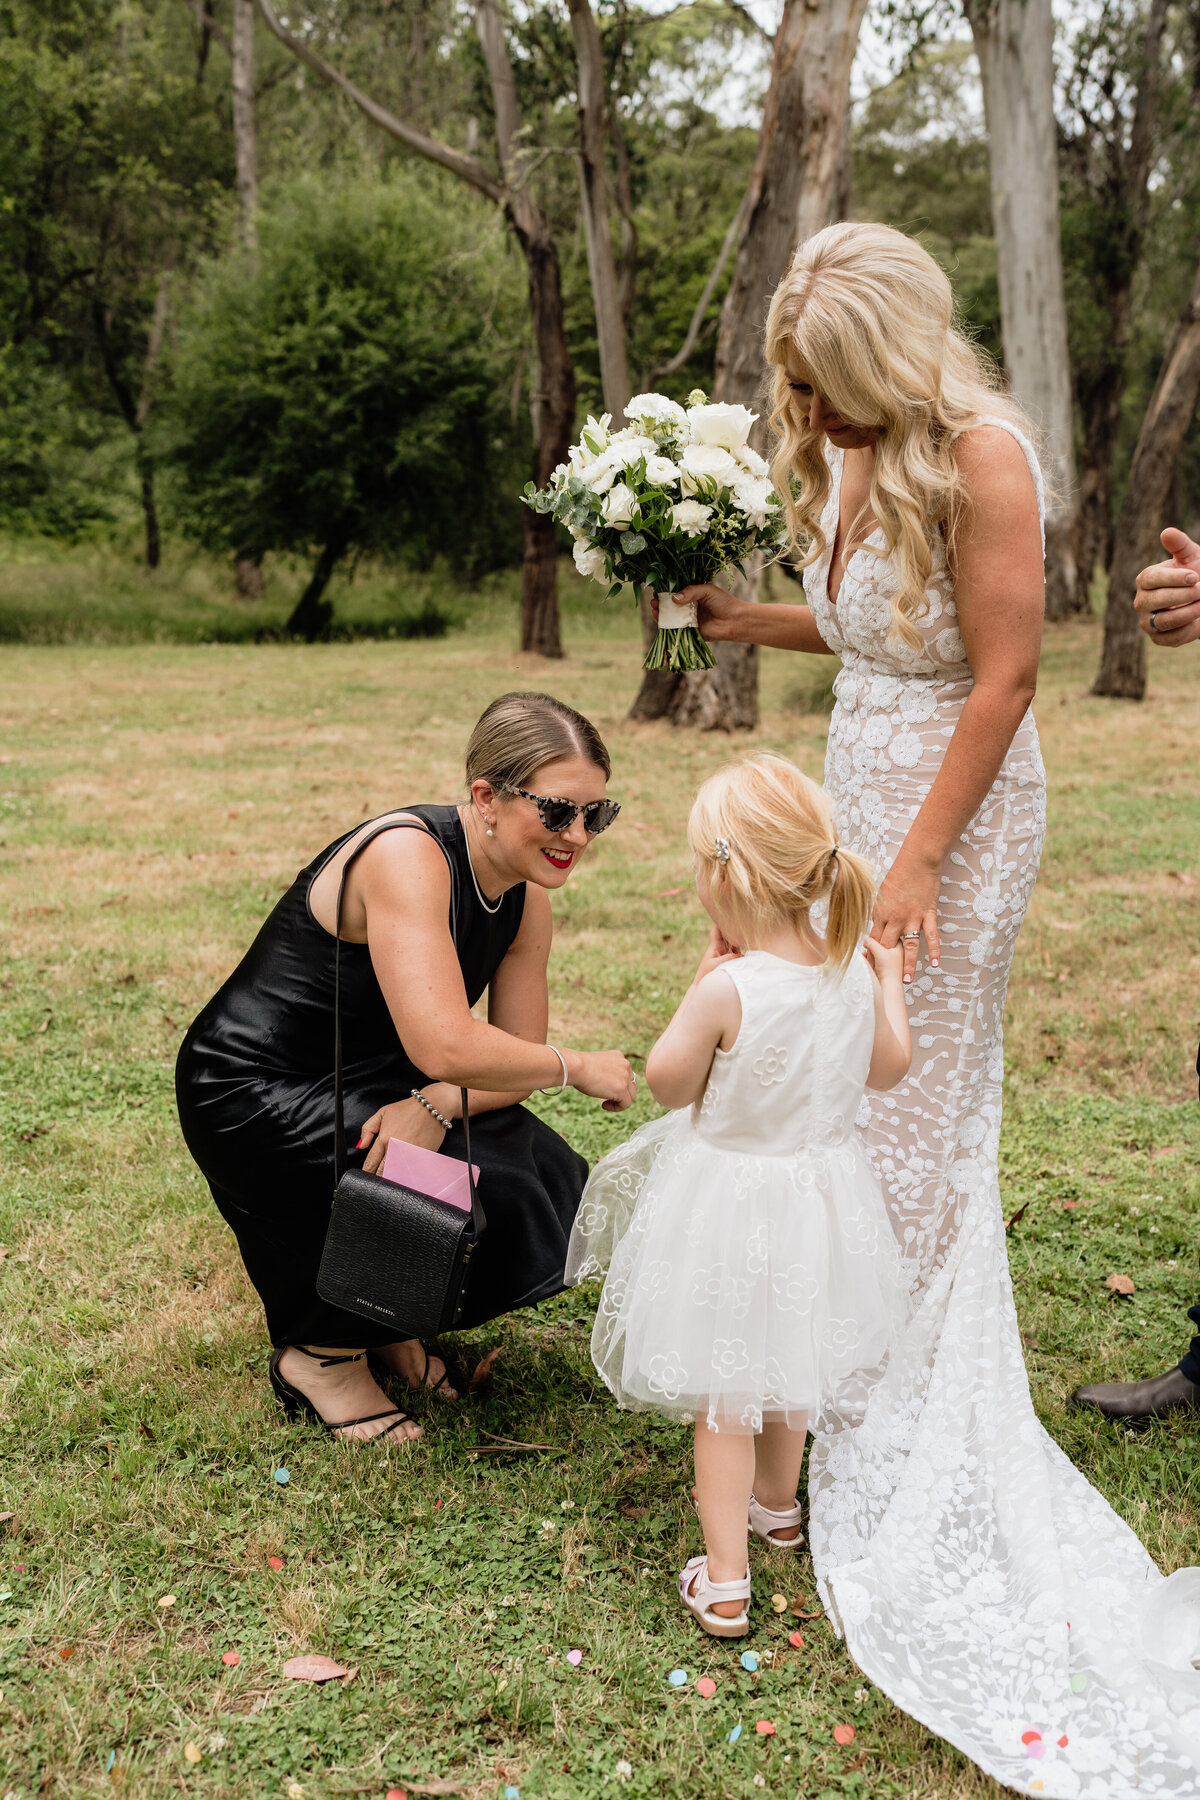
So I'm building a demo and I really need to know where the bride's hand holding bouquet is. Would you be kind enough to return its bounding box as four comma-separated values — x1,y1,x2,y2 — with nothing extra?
524,390,786,672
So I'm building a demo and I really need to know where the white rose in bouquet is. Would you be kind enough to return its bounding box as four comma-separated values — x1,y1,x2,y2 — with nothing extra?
601,482,638,530
625,393,688,435
643,453,682,486
573,538,608,582
671,499,713,538
680,443,740,495
688,402,758,453
604,435,658,472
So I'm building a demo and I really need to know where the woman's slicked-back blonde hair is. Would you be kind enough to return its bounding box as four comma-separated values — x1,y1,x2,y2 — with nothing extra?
765,222,1033,648
465,691,611,791
688,753,875,972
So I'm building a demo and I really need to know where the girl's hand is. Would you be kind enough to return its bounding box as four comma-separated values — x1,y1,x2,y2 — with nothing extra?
571,1048,638,1112
864,937,904,984
872,850,942,986
657,584,748,642
358,1094,445,1174
693,923,742,986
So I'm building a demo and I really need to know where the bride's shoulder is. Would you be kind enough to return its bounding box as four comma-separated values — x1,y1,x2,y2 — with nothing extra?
950,422,1039,516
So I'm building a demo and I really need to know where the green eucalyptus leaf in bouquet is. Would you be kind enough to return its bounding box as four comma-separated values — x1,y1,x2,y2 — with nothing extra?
521,391,788,673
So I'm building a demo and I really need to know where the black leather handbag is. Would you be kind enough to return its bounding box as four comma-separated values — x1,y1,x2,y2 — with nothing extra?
316,823,486,1339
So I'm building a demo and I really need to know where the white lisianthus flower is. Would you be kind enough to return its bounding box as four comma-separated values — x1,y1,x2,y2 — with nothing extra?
680,442,739,495
580,454,619,494
643,453,681,487
572,538,608,582
735,444,770,478
671,499,713,537
730,473,776,527
625,393,688,432
601,482,638,530
689,401,758,453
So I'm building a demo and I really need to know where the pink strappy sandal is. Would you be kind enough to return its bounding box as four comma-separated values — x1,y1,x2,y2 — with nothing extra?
749,1493,806,1550
678,1555,751,1638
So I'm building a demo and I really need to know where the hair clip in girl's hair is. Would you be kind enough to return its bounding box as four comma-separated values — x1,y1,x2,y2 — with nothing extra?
830,844,839,858
713,836,731,864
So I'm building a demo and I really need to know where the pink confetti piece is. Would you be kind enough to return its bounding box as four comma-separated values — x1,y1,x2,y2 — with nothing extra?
696,1677,717,1698
755,1720,775,1736
566,1649,583,1666
833,1724,855,1746
268,1556,284,1571
1021,1731,1042,1745
788,1631,805,1649
386,1790,408,1800
1058,1736,1069,1748
1027,1741,1046,1760
221,1651,240,1667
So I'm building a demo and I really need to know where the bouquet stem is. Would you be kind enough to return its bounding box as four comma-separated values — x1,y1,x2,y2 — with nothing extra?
642,625,716,672
642,592,716,673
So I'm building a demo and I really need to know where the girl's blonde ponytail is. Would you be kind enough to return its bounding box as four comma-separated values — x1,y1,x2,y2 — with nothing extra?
823,844,876,972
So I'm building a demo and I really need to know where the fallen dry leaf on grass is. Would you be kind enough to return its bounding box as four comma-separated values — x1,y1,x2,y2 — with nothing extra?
1005,1202,1030,1233
1105,1273,1135,1297
400,1782,470,1796
282,1655,354,1683
468,1347,502,1393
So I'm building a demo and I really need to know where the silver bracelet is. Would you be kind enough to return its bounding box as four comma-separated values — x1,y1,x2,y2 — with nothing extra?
539,1044,569,1093
410,1088,451,1130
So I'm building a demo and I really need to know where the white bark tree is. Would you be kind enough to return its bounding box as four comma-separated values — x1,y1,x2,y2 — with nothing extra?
963,0,1079,619
232,0,257,248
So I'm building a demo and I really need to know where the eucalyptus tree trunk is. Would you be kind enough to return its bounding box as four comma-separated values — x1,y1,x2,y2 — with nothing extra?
964,0,1079,620
254,0,574,657
1093,252,1200,699
232,0,258,248
566,0,630,418
630,0,868,729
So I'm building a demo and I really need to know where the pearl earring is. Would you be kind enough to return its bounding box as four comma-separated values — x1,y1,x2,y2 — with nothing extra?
485,816,494,837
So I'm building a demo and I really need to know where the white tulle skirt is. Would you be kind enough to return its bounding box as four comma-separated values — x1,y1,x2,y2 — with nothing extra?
566,1111,908,1434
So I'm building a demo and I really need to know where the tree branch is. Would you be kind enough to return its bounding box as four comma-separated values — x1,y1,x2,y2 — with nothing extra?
649,186,751,383
253,0,505,203
183,0,233,59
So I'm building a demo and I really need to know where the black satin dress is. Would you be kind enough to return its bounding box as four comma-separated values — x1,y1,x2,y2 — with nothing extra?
176,805,588,1347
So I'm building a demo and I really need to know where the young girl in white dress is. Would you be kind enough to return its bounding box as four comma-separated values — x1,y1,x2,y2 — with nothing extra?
566,753,912,1638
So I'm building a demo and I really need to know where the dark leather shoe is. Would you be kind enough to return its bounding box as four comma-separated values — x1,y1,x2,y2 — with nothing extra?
1070,1366,1200,1421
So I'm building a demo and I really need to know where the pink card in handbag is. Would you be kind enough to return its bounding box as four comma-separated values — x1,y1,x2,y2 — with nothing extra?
380,1137,480,1212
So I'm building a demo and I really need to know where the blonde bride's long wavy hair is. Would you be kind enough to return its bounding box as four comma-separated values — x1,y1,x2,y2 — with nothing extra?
766,223,1033,648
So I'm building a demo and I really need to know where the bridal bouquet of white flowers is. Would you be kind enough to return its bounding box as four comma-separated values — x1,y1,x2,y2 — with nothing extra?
523,388,786,672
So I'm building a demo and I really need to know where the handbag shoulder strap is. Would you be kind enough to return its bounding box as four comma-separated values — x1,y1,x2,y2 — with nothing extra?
332,815,482,1235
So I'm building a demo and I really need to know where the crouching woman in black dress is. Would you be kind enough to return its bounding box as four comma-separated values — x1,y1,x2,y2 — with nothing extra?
176,691,635,1446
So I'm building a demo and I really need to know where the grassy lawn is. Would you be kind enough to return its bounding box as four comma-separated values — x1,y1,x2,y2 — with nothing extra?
1,548,1199,1799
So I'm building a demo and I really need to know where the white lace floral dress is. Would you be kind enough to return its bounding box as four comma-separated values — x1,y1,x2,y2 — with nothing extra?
803,421,1200,1797
565,951,907,1433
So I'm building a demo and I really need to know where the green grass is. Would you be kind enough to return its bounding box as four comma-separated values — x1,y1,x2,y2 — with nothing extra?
1,562,1199,1798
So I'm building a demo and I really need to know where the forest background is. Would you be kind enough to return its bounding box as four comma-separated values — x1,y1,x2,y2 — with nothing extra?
2,0,1199,721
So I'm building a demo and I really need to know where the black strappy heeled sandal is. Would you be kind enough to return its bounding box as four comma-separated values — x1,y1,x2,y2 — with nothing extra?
269,1346,417,1442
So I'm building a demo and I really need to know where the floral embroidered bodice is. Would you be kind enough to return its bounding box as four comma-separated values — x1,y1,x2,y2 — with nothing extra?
694,951,874,1155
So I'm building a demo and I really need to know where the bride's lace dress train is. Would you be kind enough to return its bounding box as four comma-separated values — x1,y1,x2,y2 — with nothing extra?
803,421,1200,1796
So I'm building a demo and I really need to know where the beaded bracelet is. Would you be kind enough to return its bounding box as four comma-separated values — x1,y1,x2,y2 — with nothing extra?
410,1088,451,1130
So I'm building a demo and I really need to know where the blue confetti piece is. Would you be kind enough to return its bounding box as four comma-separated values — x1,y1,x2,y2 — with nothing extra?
668,1668,688,1687
106,1752,115,1773
504,1788,520,1799
273,1467,290,1485
739,1650,758,1672
728,1722,742,1743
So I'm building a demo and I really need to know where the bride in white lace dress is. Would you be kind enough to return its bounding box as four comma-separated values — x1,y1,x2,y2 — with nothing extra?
680,223,1200,1797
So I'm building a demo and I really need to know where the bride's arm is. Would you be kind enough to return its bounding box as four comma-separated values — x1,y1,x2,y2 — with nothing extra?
873,427,1044,985
673,582,836,654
